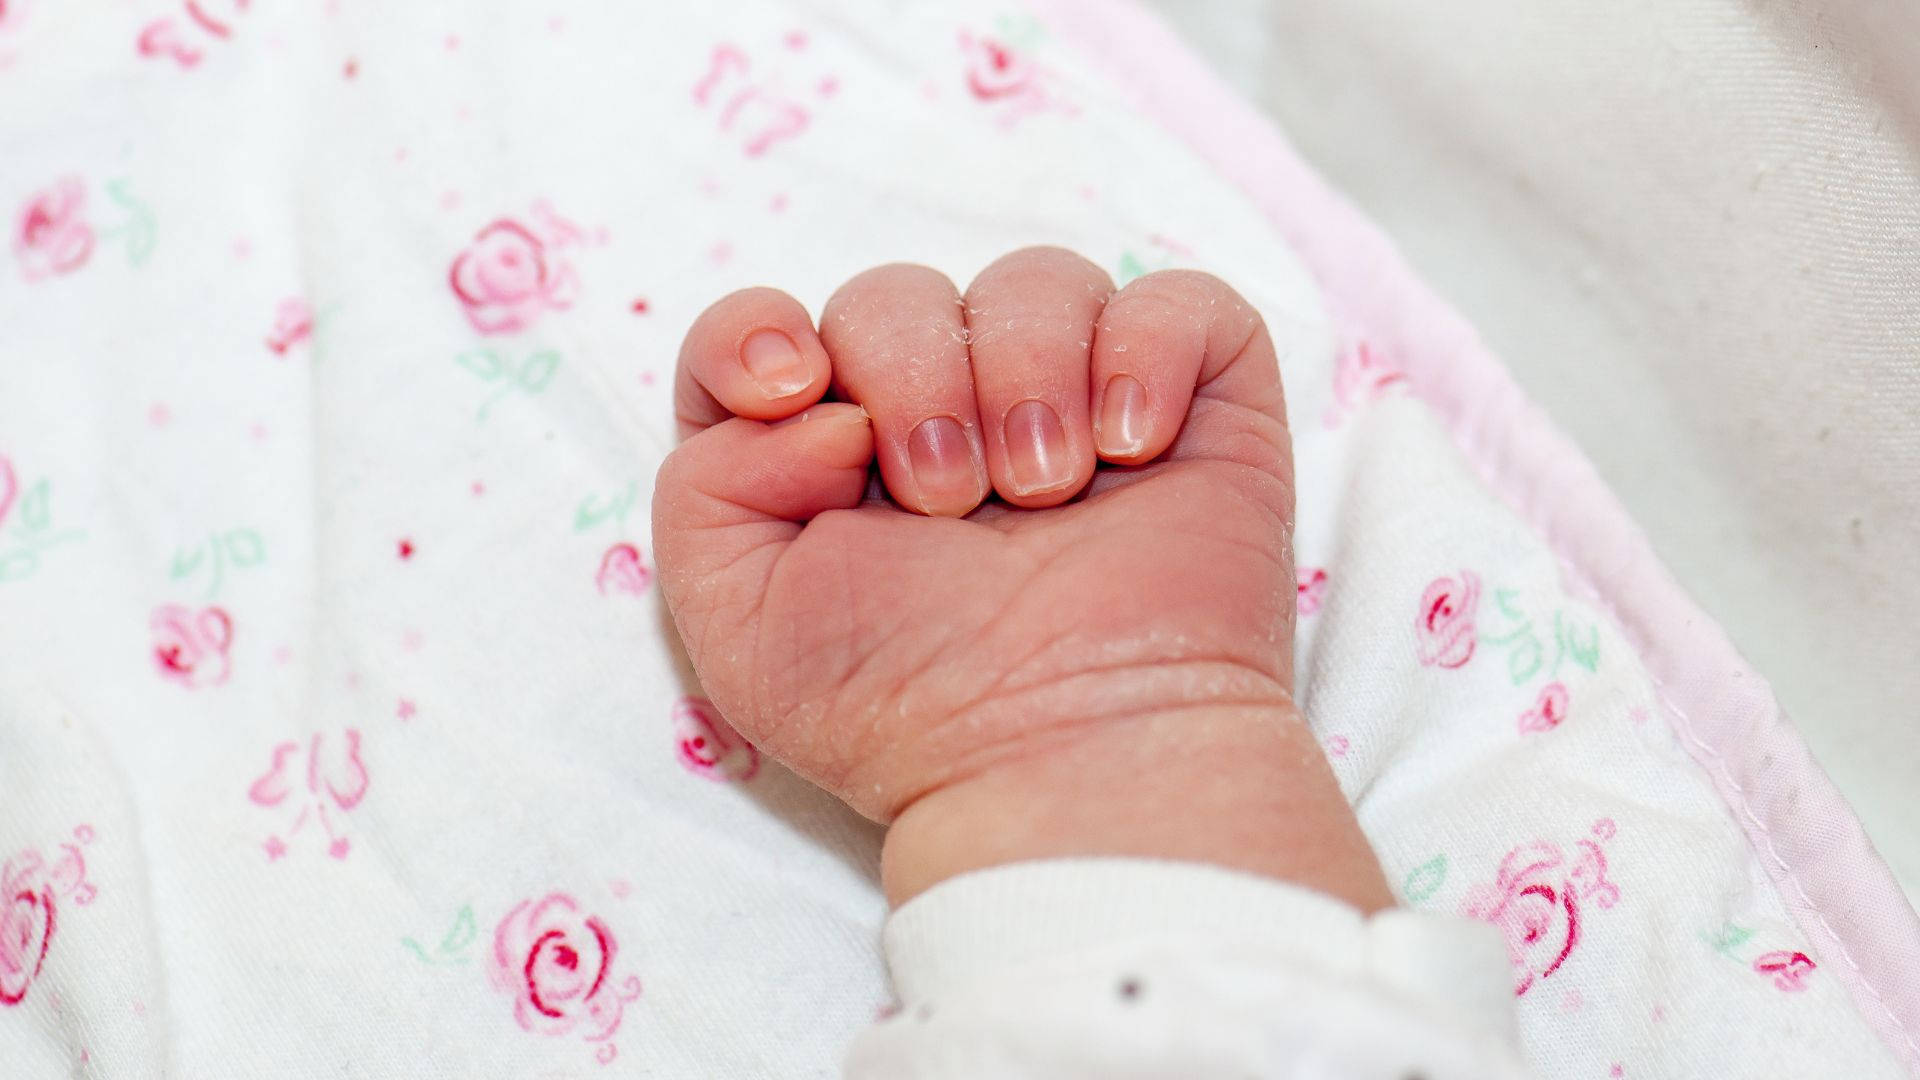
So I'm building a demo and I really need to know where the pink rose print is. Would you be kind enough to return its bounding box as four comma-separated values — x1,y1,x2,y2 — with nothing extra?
1517,681,1571,735
491,893,642,1064
248,730,369,860
151,603,233,688
1296,567,1327,616
956,30,1071,128
0,454,16,532
448,219,578,335
1,825,97,1008
1415,571,1481,669
0,858,52,1007
1322,340,1406,428
595,542,653,597
1462,820,1620,995
1754,950,1816,992
265,298,313,355
674,697,760,783
13,177,94,281
961,34,1036,100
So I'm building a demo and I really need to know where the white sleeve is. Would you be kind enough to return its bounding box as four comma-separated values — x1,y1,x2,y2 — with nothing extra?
846,858,1534,1080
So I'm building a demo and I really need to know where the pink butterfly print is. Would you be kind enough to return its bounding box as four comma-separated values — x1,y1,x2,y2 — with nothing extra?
1753,950,1816,992
1517,682,1571,735
1296,567,1327,615
596,543,653,597
1415,571,1480,669
674,697,759,783
151,604,233,688
248,729,369,860
692,43,814,158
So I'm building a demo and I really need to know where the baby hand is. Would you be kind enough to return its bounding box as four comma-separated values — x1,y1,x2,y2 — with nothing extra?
654,248,1388,908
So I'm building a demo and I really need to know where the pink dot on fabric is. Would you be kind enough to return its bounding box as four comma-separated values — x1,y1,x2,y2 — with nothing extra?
547,15,565,31
609,878,632,898
1561,989,1583,1012
817,76,839,97
250,422,269,441
709,241,733,266
148,403,171,427
471,480,486,496
639,371,657,387
401,628,424,652
1611,1066,1624,1078
233,238,253,259
784,29,808,50
273,645,293,665
397,698,417,720
445,33,460,50
769,193,789,214
439,190,461,211
394,147,409,164
1326,735,1349,758
454,103,472,123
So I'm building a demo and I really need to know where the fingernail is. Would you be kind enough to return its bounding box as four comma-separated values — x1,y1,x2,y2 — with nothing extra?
907,416,980,514
1097,374,1147,456
740,329,812,398
1003,399,1071,495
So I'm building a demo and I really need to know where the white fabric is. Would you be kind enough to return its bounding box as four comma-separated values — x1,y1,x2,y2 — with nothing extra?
1140,0,1920,897
0,1,1908,1077
849,859,1530,1079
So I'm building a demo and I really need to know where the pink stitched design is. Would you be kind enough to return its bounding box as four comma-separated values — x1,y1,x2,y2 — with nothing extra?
1517,681,1571,735
595,543,653,598
1415,571,1480,669
1322,340,1405,428
266,298,312,355
248,730,369,860
674,697,759,783
13,177,94,280
1462,820,1619,995
1754,950,1816,992
1,825,97,1008
448,218,579,335
151,604,233,688
490,893,642,1063
1296,567,1327,615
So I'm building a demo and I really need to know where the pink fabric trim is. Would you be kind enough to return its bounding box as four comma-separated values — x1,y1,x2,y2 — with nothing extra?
1027,0,1920,1071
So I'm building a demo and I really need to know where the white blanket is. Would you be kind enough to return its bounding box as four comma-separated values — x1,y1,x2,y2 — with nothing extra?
0,1,1910,1076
